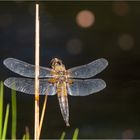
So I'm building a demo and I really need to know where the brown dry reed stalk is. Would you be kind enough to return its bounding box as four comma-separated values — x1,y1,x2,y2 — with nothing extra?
34,3,40,140
34,3,49,139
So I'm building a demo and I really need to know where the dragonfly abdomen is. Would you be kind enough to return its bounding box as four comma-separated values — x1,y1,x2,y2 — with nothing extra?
58,96,69,126
57,82,70,126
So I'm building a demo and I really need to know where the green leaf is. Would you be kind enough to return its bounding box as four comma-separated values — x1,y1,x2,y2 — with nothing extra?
2,104,10,139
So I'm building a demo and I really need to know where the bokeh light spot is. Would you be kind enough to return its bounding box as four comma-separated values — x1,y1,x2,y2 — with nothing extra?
122,129,135,139
66,39,83,55
112,1,129,16
118,34,134,51
76,10,95,28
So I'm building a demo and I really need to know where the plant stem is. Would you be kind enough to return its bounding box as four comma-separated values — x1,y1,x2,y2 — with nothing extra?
2,104,10,140
39,93,48,138
60,131,66,140
34,3,40,140
0,82,3,139
25,126,30,140
11,89,17,139
72,128,79,140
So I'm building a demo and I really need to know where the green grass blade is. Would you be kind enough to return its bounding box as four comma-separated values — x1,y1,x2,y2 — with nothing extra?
25,132,30,140
72,128,79,140
60,131,66,140
2,104,10,139
22,134,25,140
0,82,3,139
22,127,30,140
25,127,30,140
11,89,17,139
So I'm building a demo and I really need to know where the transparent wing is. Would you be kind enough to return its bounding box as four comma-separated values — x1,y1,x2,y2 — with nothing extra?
68,58,108,78
67,79,106,96
3,58,53,78
4,77,56,95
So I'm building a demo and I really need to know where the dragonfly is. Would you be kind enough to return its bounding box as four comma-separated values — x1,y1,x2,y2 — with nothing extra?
3,57,108,126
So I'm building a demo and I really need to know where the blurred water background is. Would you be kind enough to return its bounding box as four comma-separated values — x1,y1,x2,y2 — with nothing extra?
0,1,140,139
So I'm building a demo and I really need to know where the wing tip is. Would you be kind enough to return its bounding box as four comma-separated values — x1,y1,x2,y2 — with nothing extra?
3,58,9,66
95,78,107,92
4,78,11,89
3,58,14,66
101,79,106,89
100,58,109,67
3,79,7,87
4,77,14,86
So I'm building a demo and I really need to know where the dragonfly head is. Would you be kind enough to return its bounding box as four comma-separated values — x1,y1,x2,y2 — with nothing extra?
51,58,63,68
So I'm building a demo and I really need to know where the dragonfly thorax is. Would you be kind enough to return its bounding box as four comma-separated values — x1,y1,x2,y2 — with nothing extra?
57,75,67,82
52,70,68,83
51,58,68,78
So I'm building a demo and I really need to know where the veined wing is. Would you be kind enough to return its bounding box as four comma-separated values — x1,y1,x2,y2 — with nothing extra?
68,58,108,78
4,77,56,95
3,58,53,78
67,79,106,96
